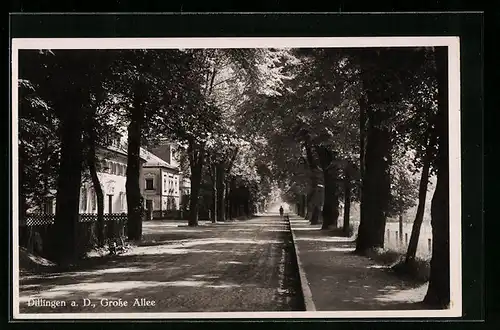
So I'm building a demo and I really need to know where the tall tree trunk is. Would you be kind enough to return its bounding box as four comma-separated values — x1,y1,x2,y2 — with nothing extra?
217,149,238,221
355,105,392,253
244,186,250,216
343,169,352,235
216,164,226,221
210,163,217,223
359,96,366,188
84,107,105,247
225,181,231,220
321,171,340,230
86,144,105,247
399,213,404,245
356,49,402,254
19,142,28,218
42,140,50,193
189,170,201,226
229,190,234,219
304,139,321,224
424,47,450,308
51,104,84,264
308,193,320,224
232,188,239,218
355,49,404,254
126,80,146,242
300,194,307,217
188,139,205,227
304,192,311,220
405,136,434,263
231,181,238,219
358,96,367,234
316,146,340,230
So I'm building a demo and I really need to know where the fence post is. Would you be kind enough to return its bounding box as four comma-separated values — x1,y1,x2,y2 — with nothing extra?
395,231,399,244
405,233,408,245
387,229,390,242
428,238,432,253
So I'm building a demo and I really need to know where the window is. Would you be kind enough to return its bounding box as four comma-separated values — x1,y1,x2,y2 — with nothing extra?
100,159,107,172
145,178,154,190
119,192,125,212
44,199,54,214
91,190,97,212
80,187,88,212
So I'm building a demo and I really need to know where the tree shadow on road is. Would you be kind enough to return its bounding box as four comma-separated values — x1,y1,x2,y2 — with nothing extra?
19,219,302,313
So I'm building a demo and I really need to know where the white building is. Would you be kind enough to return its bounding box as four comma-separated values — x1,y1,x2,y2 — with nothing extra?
141,148,181,213
79,137,147,214
40,136,191,216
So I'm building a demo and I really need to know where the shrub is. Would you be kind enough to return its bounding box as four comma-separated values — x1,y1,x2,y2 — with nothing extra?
366,247,404,266
330,225,356,238
392,258,431,283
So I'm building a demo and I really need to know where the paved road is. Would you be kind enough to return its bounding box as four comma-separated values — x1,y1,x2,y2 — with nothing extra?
18,216,303,313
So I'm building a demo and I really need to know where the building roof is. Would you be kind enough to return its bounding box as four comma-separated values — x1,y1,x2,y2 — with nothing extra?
100,136,179,171
102,143,148,162
140,148,179,171
44,189,57,198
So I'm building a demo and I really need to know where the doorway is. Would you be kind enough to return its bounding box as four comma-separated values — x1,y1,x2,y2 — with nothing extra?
146,199,153,220
108,194,113,213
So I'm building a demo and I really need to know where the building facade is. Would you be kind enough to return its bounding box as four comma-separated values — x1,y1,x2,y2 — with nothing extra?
141,148,181,213
39,137,191,217
79,138,147,214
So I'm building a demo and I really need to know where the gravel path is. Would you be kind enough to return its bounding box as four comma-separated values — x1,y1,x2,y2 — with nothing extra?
18,216,303,313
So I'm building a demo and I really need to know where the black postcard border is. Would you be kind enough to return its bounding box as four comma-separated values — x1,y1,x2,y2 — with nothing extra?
7,12,484,324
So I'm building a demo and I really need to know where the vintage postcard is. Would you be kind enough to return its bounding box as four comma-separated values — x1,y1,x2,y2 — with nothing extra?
11,36,462,319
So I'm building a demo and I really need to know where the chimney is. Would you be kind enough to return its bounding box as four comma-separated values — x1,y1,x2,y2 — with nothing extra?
166,144,172,164
151,143,172,165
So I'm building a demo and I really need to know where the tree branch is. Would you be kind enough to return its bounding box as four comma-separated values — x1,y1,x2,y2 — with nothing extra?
226,147,240,173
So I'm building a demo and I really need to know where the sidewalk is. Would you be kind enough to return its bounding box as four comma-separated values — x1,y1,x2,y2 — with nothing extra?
288,215,428,311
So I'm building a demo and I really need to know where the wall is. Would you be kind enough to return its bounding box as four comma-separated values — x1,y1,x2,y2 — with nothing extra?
79,149,145,214
143,167,161,210
141,166,182,211
161,168,180,210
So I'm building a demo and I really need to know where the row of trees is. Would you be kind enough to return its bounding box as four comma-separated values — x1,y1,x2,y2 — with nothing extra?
236,47,450,308
18,46,451,308
18,48,290,264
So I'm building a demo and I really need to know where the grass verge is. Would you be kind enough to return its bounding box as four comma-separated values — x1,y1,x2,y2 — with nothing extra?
365,247,430,283
329,225,356,238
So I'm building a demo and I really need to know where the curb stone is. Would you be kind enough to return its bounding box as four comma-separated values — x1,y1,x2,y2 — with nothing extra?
286,216,317,312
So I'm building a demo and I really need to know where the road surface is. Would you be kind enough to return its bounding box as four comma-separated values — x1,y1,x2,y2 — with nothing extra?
18,216,303,313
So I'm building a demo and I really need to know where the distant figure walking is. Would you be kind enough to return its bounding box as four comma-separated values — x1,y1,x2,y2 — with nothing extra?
279,205,284,218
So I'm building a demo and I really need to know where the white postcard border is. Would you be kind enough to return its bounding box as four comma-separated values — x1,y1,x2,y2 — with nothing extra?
11,36,462,319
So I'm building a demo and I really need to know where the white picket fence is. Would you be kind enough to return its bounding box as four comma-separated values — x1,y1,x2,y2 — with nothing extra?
349,220,432,260
383,222,432,260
